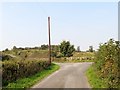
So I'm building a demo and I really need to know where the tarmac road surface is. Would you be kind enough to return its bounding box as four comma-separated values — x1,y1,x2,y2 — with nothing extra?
32,62,93,88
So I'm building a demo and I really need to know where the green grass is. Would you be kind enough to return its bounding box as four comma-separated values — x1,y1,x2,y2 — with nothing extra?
86,65,107,88
3,63,60,89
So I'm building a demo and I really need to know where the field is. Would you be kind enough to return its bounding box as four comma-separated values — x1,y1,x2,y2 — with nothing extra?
2,49,95,62
1,47,95,88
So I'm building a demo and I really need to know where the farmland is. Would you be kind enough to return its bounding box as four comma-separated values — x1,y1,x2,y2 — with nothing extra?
2,44,95,63
1,39,120,88
1,42,95,88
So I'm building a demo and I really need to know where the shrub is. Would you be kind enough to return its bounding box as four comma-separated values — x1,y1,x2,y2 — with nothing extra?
59,41,75,57
2,60,49,86
89,46,94,52
95,39,120,88
2,54,14,61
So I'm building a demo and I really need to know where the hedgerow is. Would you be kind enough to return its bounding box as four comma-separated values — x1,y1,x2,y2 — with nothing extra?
94,39,120,88
2,60,49,86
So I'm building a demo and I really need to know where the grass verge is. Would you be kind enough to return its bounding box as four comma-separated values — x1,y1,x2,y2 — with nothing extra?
3,63,60,89
86,65,107,88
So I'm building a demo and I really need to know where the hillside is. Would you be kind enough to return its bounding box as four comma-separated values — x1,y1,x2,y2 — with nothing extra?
2,49,95,63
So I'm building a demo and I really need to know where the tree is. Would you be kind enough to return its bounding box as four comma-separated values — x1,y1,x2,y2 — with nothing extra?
51,45,59,52
51,51,57,57
13,46,17,50
41,44,48,50
89,46,93,52
77,46,80,52
5,48,9,51
59,41,75,57
13,46,18,55
51,51,57,61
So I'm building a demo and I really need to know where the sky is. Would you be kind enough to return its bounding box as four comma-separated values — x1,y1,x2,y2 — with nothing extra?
0,1,118,51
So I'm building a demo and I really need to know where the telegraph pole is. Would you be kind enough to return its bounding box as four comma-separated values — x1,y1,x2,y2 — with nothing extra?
48,17,51,65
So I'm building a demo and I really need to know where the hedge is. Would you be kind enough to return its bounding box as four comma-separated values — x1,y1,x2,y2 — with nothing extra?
2,60,49,86
94,39,120,88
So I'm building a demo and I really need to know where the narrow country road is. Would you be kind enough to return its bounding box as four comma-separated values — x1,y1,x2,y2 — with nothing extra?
32,62,93,88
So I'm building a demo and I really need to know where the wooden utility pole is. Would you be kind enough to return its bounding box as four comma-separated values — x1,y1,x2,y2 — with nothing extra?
48,17,51,65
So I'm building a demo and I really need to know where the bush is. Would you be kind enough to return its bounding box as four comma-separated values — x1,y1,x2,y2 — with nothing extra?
95,39,120,88
2,60,49,86
59,41,75,57
56,53,64,58
2,54,14,61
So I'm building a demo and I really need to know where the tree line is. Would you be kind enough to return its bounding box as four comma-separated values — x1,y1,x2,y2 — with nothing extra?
3,41,94,54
